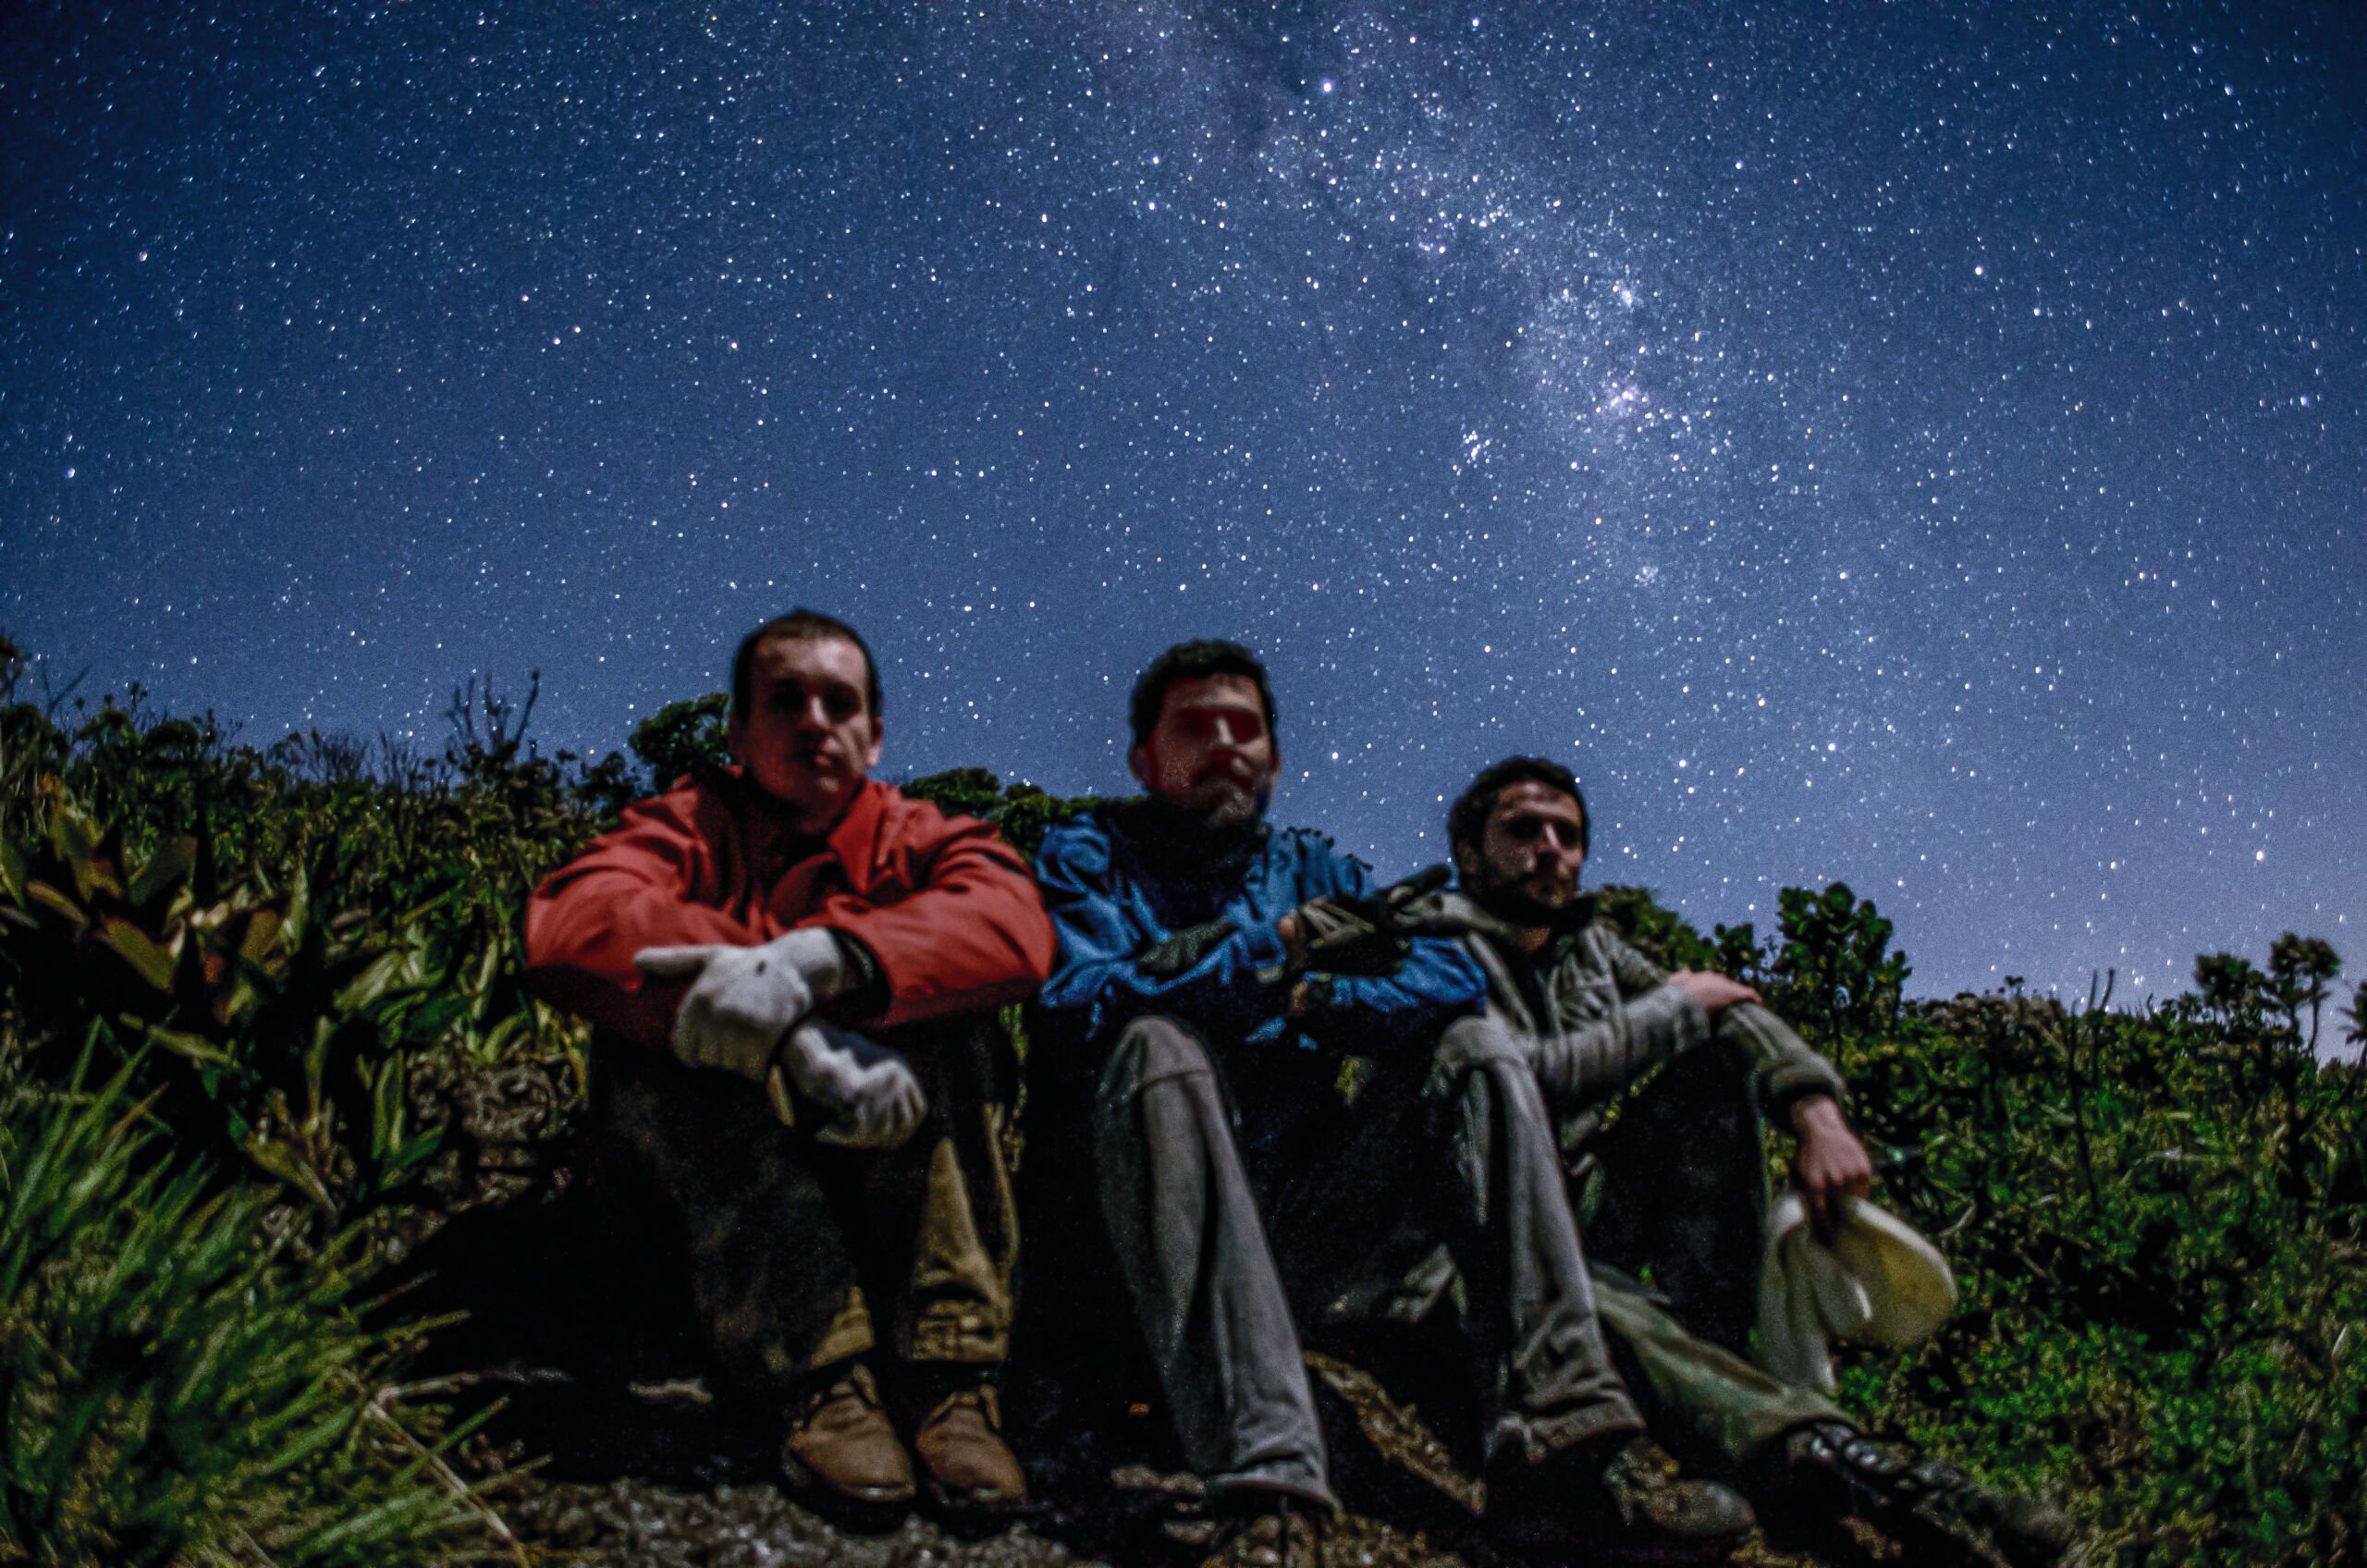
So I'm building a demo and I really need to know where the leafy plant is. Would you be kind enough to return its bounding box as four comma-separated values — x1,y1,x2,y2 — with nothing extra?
0,1047,489,1567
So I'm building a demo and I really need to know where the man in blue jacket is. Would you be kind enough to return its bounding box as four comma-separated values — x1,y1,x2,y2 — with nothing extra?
1032,640,1753,1560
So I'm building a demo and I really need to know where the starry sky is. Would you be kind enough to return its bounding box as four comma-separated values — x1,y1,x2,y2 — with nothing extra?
6,2,2363,1001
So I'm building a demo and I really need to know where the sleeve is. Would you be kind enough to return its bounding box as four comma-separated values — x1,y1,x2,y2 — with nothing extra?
1033,823,1295,1046
1597,926,1845,1116
1605,926,1674,994
522,794,759,1050
1293,844,1486,1054
1714,1001,1849,1118
1527,990,1711,1107
802,815,1059,1029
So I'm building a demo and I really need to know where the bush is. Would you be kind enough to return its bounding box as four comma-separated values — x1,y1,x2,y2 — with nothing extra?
0,1048,488,1566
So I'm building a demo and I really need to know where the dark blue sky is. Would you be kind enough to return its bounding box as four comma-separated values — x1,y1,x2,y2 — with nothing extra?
6,2,2362,999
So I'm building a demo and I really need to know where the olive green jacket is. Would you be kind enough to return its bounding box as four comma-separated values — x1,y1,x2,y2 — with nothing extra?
1417,890,1846,1134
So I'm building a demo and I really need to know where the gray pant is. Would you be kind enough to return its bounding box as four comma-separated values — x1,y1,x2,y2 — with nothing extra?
1090,1014,1642,1504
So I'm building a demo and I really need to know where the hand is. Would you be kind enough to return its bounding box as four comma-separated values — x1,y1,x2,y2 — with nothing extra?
1789,1095,1875,1242
634,928,848,1081
776,1021,928,1148
1286,866,1450,977
1290,893,1412,976
1136,920,1239,979
1376,864,1453,921
1666,969,1764,1014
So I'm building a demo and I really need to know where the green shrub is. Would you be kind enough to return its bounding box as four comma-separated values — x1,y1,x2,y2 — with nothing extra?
0,1047,487,1566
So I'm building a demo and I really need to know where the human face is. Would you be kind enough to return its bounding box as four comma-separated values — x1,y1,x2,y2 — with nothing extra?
1128,673,1278,828
1459,778,1588,920
728,633,883,832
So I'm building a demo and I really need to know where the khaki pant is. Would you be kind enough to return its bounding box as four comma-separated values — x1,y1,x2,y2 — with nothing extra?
1576,1029,1845,1468
1591,1277,1837,1469
591,1014,1018,1395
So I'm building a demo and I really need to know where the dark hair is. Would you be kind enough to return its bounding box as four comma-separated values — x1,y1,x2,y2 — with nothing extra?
1128,640,1279,749
730,609,881,722
1448,756,1590,863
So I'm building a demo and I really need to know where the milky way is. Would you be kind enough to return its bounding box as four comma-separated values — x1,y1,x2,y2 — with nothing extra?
5,2,2362,999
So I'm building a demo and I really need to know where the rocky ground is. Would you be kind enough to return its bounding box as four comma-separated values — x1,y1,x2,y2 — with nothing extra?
438,1352,1858,1568
392,1060,1907,1568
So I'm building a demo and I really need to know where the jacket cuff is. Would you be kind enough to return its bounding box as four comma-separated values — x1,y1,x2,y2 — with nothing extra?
1242,918,1292,986
823,931,891,1022
1760,1061,1850,1119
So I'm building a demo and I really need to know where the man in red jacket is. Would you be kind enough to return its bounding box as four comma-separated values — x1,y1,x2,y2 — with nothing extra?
525,609,1056,1526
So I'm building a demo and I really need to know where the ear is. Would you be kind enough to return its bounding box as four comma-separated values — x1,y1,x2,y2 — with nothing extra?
1126,741,1152,790
1452,841,1478,883
725,709,747,763
860,718,884,776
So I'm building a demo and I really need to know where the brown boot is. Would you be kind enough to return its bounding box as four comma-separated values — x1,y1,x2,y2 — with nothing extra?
779,1363,914,1525
905,1375,1027,1523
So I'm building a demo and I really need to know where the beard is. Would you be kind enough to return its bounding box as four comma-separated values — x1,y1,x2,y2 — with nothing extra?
1196,780,1268,830
1123,791,1269,885
1468,872,1585,930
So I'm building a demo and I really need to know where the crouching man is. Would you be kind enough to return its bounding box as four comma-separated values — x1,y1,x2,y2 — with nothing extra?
524,609,1055,1526
1029,641,1754,1561
1417,755,2068,1566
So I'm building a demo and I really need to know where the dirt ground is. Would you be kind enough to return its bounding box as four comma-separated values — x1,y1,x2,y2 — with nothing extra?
447,1351,1853,1568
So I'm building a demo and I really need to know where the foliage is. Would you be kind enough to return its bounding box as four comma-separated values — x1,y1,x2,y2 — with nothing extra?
1591,883,1721,972
0,697,600,1221
899,765,1094,860
1621,877,2367,1566
629,691,731,791
0,1047,484,1567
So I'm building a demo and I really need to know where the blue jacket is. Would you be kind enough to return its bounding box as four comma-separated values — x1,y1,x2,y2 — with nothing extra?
1034,802,1484,1109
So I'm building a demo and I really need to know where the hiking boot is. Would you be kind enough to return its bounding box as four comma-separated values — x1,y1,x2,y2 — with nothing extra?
907,1378,1028,1522
779,1363,914,1525
1764,1420,2070,1568
1490,1432,1755,1562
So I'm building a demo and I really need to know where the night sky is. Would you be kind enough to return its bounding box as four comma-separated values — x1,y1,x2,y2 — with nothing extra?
6,3,2362,1002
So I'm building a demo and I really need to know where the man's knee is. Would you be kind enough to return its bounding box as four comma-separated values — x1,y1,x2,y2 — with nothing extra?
1434,1012,1527,1081
1099,1014,1218,1102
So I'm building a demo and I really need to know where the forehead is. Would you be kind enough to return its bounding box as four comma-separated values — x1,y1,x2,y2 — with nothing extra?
1157,674,1266,723
1490,778,1583,825
749,633,869,693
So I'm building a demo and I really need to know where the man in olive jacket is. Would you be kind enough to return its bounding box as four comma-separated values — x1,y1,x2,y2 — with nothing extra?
1410,755,2067,1566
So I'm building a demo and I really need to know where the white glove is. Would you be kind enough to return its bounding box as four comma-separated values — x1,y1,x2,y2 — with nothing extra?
778,1020,929,1149
634,927,850,1081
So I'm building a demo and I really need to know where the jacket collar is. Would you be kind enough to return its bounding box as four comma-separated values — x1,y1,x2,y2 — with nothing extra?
1110,794,1269,886
822,777,889,887
724,767,891,891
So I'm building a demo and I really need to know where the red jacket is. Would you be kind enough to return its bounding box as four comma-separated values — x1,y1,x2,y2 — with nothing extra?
525,771,1057,1049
